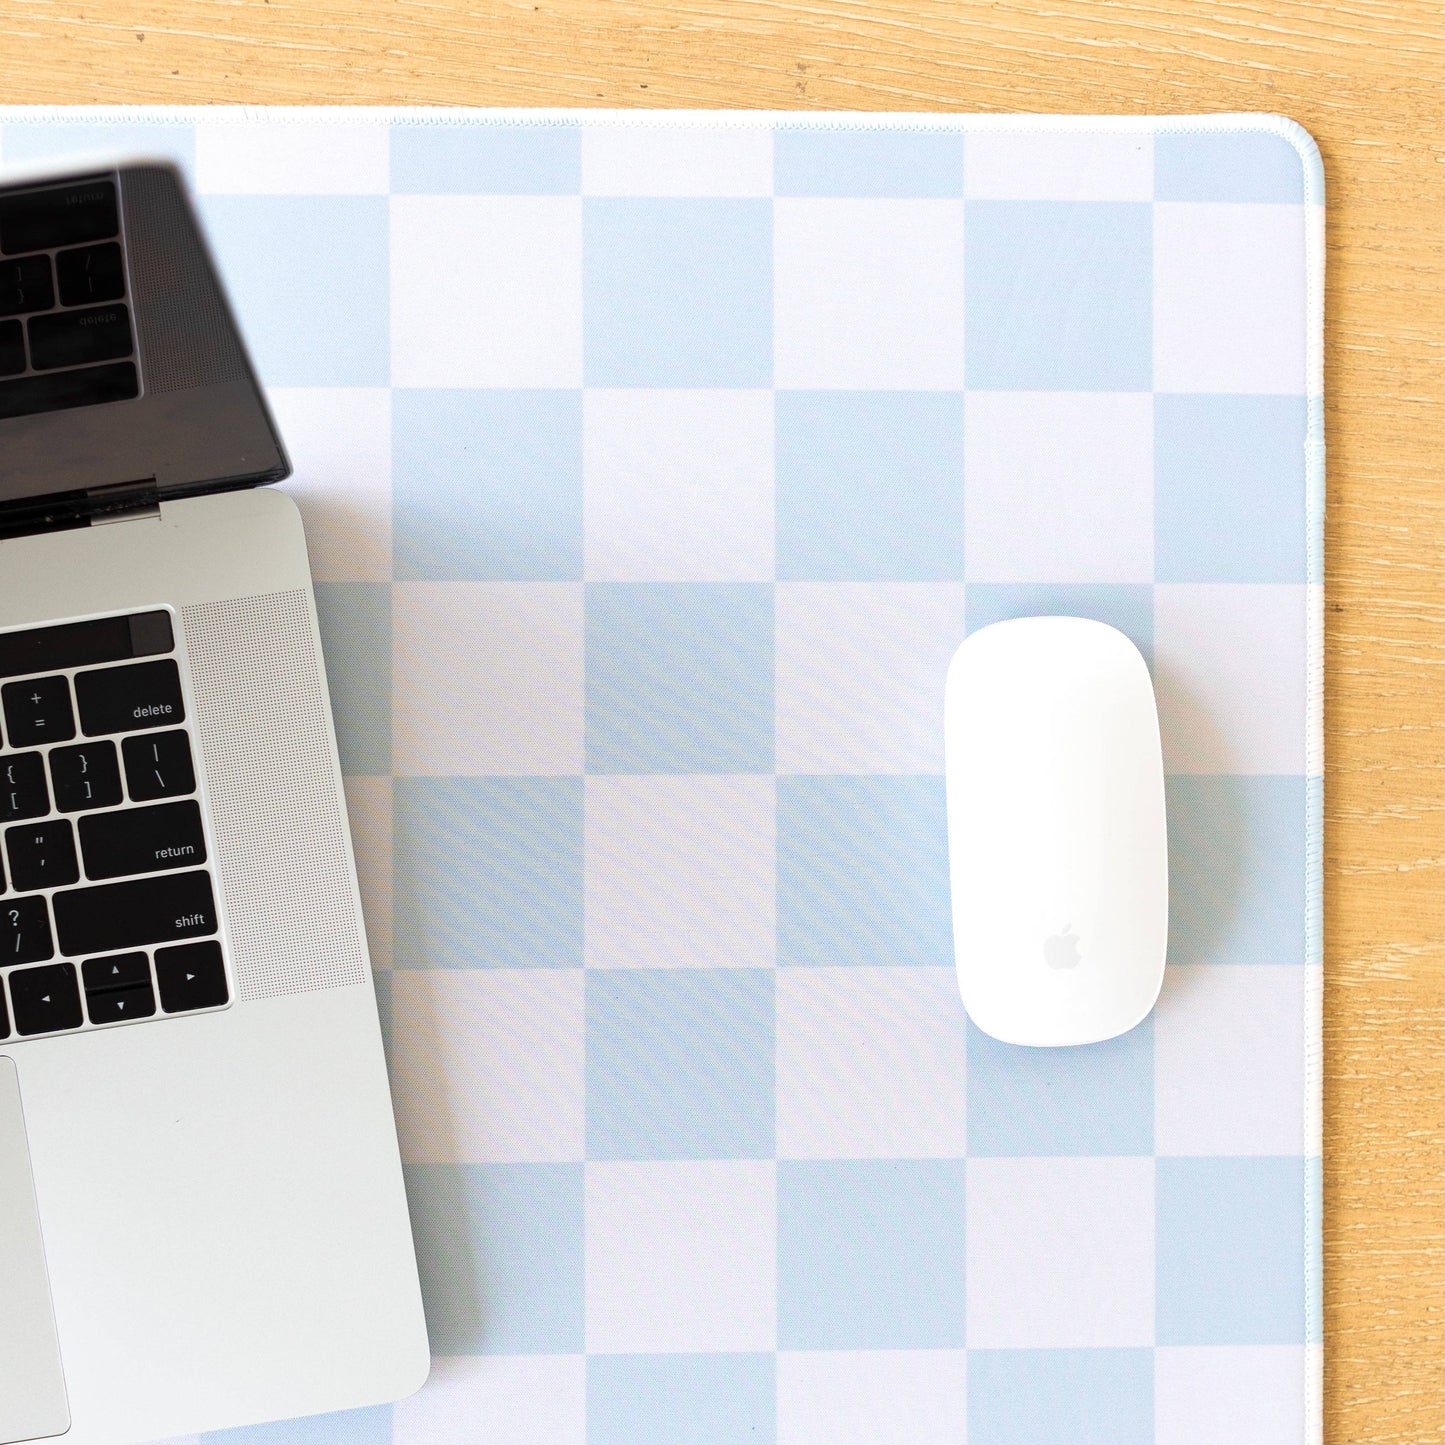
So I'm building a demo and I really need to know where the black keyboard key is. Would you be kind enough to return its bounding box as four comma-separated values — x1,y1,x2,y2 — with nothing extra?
0,180,119,255
0,254,54,318
155,940,227,1014
87,982,155,1025
49,740,122,813
82,951,150,993
122,729,195,802
1,676,75,746
5,821,78,893
0,753,48,823
77,659,184,737
56,242,124,307
53,869,216,957
0,319,22,376
80,799,206,881
9,962,83,1036
0,360,138,420
28,304,133,371
0,985,8,1039
1,897,53,967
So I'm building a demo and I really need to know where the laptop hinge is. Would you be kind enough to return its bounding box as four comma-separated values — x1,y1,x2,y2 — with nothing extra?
0,477,160,541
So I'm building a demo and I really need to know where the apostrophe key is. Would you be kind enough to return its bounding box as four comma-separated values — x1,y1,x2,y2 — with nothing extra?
5,820,79,892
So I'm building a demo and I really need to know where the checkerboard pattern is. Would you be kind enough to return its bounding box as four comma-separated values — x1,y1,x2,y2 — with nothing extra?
0,110,1324,1445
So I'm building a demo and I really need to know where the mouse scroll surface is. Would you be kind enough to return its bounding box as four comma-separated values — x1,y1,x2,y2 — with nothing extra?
0,1058,70,1445
945,618,1168,1047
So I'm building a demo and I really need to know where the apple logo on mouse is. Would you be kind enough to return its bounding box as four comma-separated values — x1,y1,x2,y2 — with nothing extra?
1044,924,1082,970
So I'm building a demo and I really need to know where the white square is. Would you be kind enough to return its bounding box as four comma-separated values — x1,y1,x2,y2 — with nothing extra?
775,583,967,773
1155,1346,1305,1445
1154,584,1308,774
963,392,1154,582
775,199,965,390
584,390,773,581
393,1354,585,1445
1154,203,1307,394
582,125,773,196
966,1157,1154,1347
585,1160,776,1352
390,195,582,387
392,582,583,776
195,120,389,194
1154,966,1305,1156
390,970,584,1164
965,132,1153,200
585,776,775,969
776,968,967,1159
270,388,391,582
777,1350,967,1445
343,775,392,970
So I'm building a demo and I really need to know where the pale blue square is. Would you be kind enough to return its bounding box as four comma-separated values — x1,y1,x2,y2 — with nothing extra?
390,122,580,193
583,198,772,386
777,776,951,969
774,128,963,197
393,778,583,969
966,1017,1154,1156
1155,132,1306,203
197,195,388,386
1,121,195,183
585,583,773,774
966,584,1154,665
586,969,774,1160
392,389,582,580
1155,395,1308,583
1156,1156,1306,1345
1166,776,1306,965
776,392,965,581
403,1162,584,1354
314,582,391,776
201,1405,390,1445
587,1354,775,1445
965,201,1153,391
777,1159,967,1348
967,1349,1154,1445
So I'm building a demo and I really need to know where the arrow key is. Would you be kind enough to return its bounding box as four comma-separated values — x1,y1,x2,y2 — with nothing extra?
86,981,155,1025
155,940,227,1014
9,962,82,1036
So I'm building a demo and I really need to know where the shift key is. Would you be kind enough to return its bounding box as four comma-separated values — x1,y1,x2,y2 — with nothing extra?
76,659,185,736
53,869,216,957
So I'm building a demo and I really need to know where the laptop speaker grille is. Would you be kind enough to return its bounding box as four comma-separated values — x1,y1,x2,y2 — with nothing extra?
181,588,369,1001
122,167,248,395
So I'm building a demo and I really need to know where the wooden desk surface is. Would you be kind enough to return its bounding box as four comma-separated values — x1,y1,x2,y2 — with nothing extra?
2,2,1441,1439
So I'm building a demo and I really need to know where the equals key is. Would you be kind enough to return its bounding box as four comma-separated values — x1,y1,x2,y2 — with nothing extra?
1,676,75,746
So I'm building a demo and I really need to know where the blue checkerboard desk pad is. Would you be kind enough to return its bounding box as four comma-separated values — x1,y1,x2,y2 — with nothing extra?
0,109,1324,1445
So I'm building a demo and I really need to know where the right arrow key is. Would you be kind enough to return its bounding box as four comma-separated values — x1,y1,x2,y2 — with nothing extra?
155,940,228,1014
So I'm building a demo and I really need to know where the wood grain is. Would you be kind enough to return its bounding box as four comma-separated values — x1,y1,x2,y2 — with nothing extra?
1,1,1441,1438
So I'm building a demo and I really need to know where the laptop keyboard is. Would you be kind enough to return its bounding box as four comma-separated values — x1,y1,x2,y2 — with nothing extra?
0,609,228,1042
0,176,140,421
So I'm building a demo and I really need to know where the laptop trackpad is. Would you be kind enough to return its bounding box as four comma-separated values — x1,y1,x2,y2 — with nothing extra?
0,1058,69,1444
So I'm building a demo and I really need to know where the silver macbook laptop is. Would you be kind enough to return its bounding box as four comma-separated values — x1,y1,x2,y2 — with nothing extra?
0,163,428,1443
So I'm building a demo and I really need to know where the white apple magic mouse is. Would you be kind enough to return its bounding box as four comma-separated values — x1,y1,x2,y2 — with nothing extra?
944,616,1168,1046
